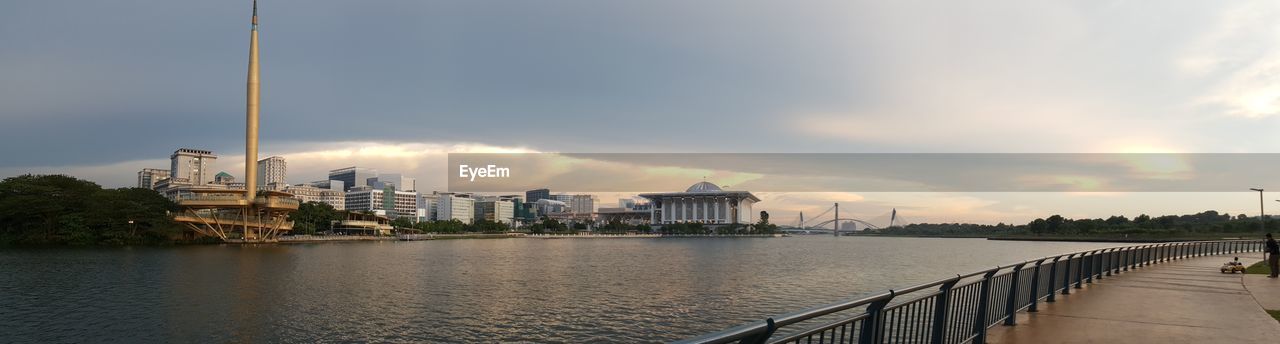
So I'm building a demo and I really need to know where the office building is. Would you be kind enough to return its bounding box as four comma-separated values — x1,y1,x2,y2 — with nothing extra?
170,148,216,185
475,196,516,224
526,188,550,203
136,168,170,189
570,194,596,214
370,173,415,192
345,186,418,219
284,184,346,210
435,192,475,224
305,179,345,191
257,156,287,187
328,166,378,192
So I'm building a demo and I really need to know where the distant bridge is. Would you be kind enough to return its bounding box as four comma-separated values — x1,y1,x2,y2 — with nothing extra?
779,203,910,234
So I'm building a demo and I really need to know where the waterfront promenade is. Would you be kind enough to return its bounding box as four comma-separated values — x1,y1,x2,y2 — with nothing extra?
988,253,1280,343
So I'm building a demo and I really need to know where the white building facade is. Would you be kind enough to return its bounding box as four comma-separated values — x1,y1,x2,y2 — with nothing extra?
284,184,346,210
345,186,419,219
475,197,516,224
435,192,475,224
639,182,759,226
137,168,170,189
170,148,216,185
257,156,287,188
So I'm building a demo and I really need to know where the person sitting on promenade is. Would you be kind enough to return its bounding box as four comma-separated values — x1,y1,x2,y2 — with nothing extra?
1267,233,1279,278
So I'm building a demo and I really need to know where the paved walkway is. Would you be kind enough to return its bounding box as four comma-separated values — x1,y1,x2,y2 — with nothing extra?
987,254,1280,344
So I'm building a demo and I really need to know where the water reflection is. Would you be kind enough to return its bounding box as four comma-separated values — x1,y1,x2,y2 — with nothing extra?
1,237,1120,343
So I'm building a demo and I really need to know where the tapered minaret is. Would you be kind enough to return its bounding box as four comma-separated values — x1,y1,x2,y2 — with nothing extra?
244,0,260,200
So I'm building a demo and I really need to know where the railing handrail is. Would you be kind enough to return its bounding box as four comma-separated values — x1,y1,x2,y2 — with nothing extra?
674,239,1263,344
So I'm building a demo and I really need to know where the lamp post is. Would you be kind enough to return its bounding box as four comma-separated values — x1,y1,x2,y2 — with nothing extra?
1251,188,1265,232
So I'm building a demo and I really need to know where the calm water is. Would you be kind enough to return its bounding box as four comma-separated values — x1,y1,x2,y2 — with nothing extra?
0,236,1121,343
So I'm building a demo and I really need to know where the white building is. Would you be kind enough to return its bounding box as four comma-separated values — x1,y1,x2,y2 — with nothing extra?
284,184,346,210
370,173,416,192
257,156,287,187
435,192,475,224
137,168,170,189
547,194,596,215
639,181,759,226
475,196,516,224
570,194,596,215
345,186,419,219
170,148,216,185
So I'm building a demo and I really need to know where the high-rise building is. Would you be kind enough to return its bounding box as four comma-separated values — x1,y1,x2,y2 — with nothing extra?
619,198,636,209
570,194,597,214
370,173,415,192
435,192,475,224
344,186,418,219
136,168,170,189
257,156,287,188
170,148,217,185
526,188,550,203
475,196,516,224
328,166,378,192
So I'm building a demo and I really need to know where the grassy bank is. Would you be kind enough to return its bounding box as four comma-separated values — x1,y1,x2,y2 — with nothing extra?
1246,260,1272,275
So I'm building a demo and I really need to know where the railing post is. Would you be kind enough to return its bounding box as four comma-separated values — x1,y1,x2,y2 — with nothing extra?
1004,263,1027,325
1123,247,1132,271
1028,259,1046,312
930,276,962,344
1107,248,1117,276
1062,254,1075,295
1086,251,1096,283
1095,249,1106,279
1075,253,1086,289
1046,256,1061,302
973,269,999,344
859,292,895,344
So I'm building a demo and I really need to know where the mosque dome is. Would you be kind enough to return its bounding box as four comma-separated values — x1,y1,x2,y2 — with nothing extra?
686,181,723,192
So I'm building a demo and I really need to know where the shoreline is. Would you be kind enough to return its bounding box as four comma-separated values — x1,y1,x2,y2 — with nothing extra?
846,233,1259,243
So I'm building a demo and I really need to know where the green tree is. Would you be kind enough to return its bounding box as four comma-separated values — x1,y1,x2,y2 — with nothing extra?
291,202,341,234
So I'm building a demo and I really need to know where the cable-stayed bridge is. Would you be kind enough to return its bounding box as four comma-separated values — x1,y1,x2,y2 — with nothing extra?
779,204,914,235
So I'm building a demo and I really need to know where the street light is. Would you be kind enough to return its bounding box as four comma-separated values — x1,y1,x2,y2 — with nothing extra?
1251,188,1265,232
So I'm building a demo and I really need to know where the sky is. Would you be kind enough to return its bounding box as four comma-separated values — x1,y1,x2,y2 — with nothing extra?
3,1,1280,225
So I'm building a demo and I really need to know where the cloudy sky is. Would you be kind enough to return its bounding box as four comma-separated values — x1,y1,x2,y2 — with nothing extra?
4,1,1280,225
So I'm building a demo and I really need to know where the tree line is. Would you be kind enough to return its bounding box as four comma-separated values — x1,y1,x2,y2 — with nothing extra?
0,175,182,245
878,210,1277,238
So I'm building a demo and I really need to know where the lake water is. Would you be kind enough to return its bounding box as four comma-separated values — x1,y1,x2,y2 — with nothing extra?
0,236,1122,343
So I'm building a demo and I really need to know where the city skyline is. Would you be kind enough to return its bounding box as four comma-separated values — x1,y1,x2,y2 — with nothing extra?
4,1,1280,224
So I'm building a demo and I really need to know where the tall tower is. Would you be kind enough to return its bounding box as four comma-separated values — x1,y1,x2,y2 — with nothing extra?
244,0,261,198
172,0,298,243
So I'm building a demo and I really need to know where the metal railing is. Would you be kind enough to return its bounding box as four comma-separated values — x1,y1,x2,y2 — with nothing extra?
676,239,1263,344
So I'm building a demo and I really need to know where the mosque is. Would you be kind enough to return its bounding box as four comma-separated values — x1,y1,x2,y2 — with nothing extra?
639,181,759,226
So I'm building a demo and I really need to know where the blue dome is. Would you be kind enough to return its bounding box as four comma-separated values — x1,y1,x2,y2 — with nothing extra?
686,181,723,192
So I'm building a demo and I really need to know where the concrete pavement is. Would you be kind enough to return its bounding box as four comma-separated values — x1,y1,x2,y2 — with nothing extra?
986,254,1280,344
